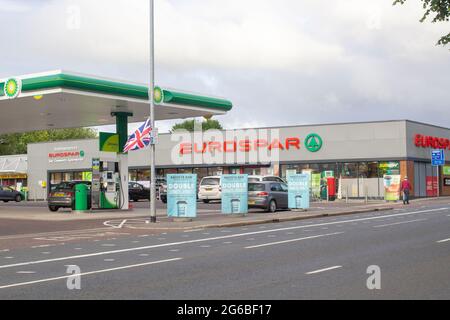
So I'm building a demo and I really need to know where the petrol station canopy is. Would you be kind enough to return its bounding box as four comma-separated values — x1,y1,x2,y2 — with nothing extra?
0,70,233,135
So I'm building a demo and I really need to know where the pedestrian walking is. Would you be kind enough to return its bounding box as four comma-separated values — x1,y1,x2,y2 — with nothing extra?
401,176,411,205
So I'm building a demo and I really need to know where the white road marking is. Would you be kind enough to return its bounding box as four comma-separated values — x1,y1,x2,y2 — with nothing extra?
0,208,447,271
74,248,83,251
223,242,233,244
437,238,450,243
132,241,140,244
245,233,344,249
101,244,116,247
373,219,428,228
139,254,149,257
169,249,180,252
306,266,343,275
0,249,10,253
41,252,51,255
4,257,14,259
16,271,36,274
200,245,211,248
104,259,115,262
0,258,182,290
138,235,150,238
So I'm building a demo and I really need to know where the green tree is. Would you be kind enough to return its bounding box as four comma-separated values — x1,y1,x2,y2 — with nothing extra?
171,119,224,132
0,128,98,156
393,0,450,46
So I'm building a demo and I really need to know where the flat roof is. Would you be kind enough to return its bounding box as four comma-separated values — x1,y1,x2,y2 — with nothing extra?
0,70,233,134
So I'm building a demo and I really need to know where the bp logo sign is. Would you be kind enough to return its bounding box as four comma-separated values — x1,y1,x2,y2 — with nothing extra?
305,133,323,152
3,78,22,99
154,86,164,104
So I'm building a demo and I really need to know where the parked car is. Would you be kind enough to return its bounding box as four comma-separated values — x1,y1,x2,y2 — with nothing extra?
129,182,150,202
248,181,289,212
198,176,222,203
0,186,24,203
248,175,286,183
48,181,91,212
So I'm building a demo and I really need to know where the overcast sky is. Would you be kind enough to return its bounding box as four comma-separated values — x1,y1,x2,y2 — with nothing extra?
0,0,449,133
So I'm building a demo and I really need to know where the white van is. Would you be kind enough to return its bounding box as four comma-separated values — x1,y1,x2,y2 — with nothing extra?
198,176,222,203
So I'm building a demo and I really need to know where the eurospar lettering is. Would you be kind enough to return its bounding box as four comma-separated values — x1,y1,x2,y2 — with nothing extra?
180,138,301,155
414,134,450,150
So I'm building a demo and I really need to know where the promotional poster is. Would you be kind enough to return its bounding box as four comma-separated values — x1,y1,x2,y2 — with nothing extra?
288,174,310,209
221,174,248,215
383,175,401,201
167,174,198,218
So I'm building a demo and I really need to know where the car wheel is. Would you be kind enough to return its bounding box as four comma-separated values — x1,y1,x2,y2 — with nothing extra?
203,200,210,204
49,206,59,212
267,200,277,213
3,200,9,203
15,195,22,202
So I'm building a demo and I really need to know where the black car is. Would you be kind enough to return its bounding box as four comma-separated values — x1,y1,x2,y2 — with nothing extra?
129,182,150,202
48,181,91,212
0,186,24,203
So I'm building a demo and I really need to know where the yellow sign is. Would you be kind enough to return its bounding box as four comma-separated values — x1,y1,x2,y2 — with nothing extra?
0,173,27,179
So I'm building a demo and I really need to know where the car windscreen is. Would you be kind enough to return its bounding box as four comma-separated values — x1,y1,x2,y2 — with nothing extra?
248,183,265,192
54,182,75,190
201,178,220,186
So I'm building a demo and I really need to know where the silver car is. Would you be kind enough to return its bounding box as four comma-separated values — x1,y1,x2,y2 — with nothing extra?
248,181,289,212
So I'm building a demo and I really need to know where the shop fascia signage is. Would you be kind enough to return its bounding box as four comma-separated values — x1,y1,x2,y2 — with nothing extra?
179,134,323,155
48,146,85,163
414,134,450,150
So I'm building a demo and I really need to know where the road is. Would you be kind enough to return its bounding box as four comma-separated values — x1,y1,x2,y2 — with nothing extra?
0,202,449,299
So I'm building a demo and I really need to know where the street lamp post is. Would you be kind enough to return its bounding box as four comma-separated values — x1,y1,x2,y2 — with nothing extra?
149,0,157,223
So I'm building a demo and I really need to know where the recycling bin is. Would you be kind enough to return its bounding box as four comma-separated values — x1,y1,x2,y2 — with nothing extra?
75,184,89,211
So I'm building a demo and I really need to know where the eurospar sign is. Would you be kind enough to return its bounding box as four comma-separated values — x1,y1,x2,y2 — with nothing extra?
414,134,450,150
48,147,85,164
172,129,323,165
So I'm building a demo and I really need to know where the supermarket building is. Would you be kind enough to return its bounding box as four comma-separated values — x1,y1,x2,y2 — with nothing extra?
2,119,450,200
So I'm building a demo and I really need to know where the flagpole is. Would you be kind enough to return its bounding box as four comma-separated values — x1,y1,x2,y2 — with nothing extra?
149,0,157,223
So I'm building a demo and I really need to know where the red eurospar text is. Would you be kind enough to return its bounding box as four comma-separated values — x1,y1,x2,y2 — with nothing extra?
180,138,301,155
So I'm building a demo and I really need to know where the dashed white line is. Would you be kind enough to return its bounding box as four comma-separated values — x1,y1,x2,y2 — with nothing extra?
223,242,233,244
245,233,344,249
0,258,183,290
41,252,51,255
101,244,116,247
373,219,427,228
306,266,343,275
437,238,450,243
199,245,211,248
4,257,14,259
169,249,180,252
16,271,36,274
104,259,115,262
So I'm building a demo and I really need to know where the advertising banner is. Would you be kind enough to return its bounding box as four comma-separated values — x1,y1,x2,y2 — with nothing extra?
99,133,119,153
221,174,248,215
379,162,400,175
426,176,438,197
311,174,321,198
444,166,450,176
167,174,198,218
384,175,401,201
288,174,310,209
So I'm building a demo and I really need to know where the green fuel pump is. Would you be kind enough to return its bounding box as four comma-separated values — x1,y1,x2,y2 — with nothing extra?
91,158,121,210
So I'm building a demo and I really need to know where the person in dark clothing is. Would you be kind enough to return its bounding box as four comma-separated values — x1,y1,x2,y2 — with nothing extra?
401,176,412,205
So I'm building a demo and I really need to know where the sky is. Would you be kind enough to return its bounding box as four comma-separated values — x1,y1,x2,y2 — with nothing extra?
0,0,449,133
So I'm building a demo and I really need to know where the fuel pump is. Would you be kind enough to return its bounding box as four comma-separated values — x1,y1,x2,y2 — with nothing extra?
91,158,122,210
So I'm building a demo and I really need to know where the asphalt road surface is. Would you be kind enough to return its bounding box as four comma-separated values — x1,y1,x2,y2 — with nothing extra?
0,202,449,299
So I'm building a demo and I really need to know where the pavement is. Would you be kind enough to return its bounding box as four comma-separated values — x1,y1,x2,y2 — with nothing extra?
0,198,449,299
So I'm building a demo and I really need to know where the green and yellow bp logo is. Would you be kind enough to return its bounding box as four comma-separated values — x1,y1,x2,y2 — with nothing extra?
154,86,164,104
4,78,21,99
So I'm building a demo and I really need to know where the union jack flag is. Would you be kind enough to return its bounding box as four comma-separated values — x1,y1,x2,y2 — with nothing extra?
123,118,153,153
